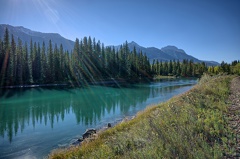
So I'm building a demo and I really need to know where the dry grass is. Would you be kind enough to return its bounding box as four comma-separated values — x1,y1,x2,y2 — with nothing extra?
49,75,235,159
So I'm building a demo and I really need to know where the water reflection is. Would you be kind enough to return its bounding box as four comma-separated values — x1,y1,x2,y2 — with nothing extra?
0,79,196,148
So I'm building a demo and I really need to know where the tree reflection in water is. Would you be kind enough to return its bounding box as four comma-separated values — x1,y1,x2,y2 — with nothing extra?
0,80,196,143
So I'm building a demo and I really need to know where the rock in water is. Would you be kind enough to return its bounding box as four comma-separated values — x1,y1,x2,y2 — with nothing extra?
77,138,83,142
82,128,96,139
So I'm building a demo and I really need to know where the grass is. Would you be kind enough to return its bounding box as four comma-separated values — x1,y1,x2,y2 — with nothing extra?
49,74,235,159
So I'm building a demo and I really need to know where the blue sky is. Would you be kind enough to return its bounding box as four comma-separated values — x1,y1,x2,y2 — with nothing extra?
0,0,239,63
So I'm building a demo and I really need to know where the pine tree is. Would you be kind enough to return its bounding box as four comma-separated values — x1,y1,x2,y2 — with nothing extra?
54,44,60,82
72,38,81,81
176,60,181,76
0,39,3,82
168,60,173,75
31,42,38,82
163,62,168,75
59,44,64,81
40,42,47,83
0,28,10,86
101,43,107,76
16,38,23,84
6,34,16,85
29,39,33,83
22,42,30,84
47,40,54,83
36,43,41,82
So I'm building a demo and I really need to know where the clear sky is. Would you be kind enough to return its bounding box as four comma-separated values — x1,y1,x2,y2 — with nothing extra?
0,0,239,63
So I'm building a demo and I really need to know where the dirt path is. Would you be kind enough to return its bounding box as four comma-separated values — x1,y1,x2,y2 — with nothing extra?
227,76,240,158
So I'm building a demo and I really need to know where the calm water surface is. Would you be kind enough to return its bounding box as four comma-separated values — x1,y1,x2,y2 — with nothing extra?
0,79,197,159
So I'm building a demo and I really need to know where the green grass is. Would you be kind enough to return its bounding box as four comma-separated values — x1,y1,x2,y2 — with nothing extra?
49,74,235,159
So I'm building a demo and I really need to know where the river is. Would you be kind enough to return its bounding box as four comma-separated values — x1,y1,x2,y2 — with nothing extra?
0,79,197,159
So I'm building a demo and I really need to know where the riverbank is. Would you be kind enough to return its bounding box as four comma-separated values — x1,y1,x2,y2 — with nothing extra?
49,75,238,158
153,75,178,80
0,77,154,89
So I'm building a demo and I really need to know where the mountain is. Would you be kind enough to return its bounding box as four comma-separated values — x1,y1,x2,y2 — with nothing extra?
0,24,74,51
112,41,219,66
161,45,201,62
0,24,219,66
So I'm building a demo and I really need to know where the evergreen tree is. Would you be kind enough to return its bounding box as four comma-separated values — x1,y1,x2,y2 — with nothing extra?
47,40,54,83
0,39,3,81
7,35,16,85
54,44,60,82
0,28,10,86
22,42,30,84
159,61,163,75
40,42,47,82
29,39,33,83
168,60,173,75
59,44,64,81
16,38,23,84
176,60,181,76
163,62,168,75
32,42,38,82
172,60,176,75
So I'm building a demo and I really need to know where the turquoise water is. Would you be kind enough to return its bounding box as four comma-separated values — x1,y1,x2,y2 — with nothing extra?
0,79,197,158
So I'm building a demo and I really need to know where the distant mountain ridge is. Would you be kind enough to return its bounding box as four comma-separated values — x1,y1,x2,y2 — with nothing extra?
0,24,219,66
0,24,74,51
113,41,219,66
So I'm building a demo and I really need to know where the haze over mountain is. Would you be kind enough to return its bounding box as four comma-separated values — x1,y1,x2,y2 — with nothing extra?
0,24,74,51
113,41,219,66
0,24,219,66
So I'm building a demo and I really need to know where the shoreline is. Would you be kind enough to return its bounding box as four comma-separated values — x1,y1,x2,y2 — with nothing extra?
0,79,131,89
0,78,196,158
0,76,198,89
49,75,238,159
61,115,136,149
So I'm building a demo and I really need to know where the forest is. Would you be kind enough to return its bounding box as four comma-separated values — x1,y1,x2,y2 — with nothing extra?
207,60,240,75
0,28,239,87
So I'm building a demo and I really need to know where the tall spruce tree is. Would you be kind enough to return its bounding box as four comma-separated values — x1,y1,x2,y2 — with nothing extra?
1,28,10,86
16,38,23,84
29,39,34,83
40,42,47,83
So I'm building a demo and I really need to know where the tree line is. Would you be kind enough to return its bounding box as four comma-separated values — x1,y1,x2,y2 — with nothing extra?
151,59,207,77
0,28,152,87
2,27,238,87
207,60,240,75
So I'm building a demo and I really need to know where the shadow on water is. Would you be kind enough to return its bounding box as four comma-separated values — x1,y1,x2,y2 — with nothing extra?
0,79,136,98
0,85,75,98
